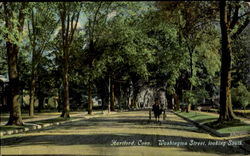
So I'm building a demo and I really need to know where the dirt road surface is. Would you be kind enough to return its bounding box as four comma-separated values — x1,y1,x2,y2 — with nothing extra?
1,111,249,156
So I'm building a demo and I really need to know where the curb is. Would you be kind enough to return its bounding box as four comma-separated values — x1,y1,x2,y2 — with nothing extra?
0,111,117,137
0,117,85,137
172,111,250,137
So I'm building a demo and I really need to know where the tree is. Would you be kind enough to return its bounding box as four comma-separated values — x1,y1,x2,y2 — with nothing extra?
27,2,58,116
76,2,156,113
155,1,219,110
2,2,27,125
99,3,157,110
156,1,218,90
218,1,249,121
142,11,186,110
58,2,81,118
82,2,126,113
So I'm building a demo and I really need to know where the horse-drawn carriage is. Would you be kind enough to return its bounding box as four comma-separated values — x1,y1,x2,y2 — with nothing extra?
148,103,167,123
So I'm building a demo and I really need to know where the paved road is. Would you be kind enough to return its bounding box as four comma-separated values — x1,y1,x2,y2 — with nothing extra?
1,111,249,156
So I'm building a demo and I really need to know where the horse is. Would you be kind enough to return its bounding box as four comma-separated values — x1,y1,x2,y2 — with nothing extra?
149,104,166,123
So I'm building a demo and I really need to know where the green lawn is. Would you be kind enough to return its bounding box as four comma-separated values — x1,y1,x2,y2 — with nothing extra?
204,109,250,118
176,111,250,134
218,125,250,133
177,111,217,124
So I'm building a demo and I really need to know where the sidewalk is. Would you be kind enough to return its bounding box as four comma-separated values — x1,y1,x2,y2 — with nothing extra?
1,112,76,125
0,110,115,136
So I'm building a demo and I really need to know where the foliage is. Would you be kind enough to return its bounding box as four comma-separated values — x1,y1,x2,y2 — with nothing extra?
0,2,249,120
231,25,250,88
155,1,222,102
0,3,29,47
183,90,197,105
232,82,250,109
0,46,8,75
183,89,209,105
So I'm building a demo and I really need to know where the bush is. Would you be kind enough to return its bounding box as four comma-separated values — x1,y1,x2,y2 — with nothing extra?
232,82,250,110
183,91,197,105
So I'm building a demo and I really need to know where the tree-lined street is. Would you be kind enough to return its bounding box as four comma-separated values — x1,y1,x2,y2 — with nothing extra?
0,1,250,155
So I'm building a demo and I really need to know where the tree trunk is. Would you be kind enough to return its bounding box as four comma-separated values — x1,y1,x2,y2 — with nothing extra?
29,53,38,117
6,44,23,125
37,77,44,113
38,96,44,113
218,0,236,121
28,8,38,117
187,45,194,91
111,83,115,111
29,72,35,116
87,83,93,115
189,49,193,87
61,47,70,118
173,93,180,111
108,76,111,113
166,96,173,109
119,82,122,110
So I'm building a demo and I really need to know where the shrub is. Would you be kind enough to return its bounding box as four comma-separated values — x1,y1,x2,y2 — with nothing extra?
232,82,250,110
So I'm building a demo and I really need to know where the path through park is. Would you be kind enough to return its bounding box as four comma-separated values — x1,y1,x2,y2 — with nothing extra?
1,111,249,156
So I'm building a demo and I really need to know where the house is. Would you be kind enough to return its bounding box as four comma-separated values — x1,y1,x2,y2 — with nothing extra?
0,75,9,110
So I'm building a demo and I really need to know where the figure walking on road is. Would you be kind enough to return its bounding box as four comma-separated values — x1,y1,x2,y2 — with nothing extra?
152,98,162,122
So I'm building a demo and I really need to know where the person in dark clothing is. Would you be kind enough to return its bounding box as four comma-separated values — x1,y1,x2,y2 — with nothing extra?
152,98,162,122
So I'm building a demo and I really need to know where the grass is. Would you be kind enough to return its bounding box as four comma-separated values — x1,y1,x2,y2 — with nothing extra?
176,111,250,134
0,117,80,132
0,111,83,124
208,109,250,113
177,111,217,124
204,109,250,118
217,125,250,133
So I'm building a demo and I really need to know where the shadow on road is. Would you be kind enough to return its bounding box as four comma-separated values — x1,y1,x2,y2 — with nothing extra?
1,133,249,155
3,155,104,156
58,116,204,134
